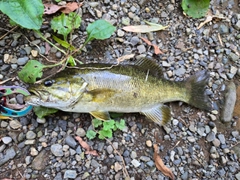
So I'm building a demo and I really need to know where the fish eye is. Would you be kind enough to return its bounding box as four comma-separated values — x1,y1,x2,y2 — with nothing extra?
44,80,54,87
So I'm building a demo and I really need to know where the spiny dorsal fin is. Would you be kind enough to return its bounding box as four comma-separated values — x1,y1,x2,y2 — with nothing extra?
141,104,171,125
134,57,163,78
90,111,111,121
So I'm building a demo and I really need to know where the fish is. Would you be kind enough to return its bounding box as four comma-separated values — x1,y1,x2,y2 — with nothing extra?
24,58,212,125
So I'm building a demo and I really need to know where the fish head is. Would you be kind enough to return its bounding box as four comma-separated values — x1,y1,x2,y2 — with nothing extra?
24,74,87,109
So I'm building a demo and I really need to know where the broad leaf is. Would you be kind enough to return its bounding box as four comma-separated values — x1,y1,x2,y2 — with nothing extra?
99,129,112,139
85,19,116,44
103,120,115,130
33,106,58,118
51,12,81,40
92,119,103,128
0,0,43,30
115,119,125,130
52,35,76,50
86,130,97,140
18,60,45,83
181,0,210,18
67,56,76,66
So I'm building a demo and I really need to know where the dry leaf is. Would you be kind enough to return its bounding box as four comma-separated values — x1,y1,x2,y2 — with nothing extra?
44,2,81,15
197,11,226,29
140,37,163,55
44,4,64,14
117,54,135,64
61,2,81,14
75,136,99,156
123,21,168,33
153,144,175,180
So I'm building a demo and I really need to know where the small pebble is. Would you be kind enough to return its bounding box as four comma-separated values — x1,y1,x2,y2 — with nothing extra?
146,140,152,147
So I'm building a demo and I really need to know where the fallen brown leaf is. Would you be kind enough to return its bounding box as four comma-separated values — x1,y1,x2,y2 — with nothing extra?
75,136,99,156
44,2,82,15
140,37,163,55
153,144,175,180
61,2,81,14
44,4,64,15
116,54,135,64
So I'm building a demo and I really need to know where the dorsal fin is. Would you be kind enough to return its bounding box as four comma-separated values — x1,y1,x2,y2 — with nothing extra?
134,57,163,78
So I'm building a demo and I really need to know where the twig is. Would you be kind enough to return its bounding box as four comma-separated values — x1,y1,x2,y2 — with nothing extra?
0,26,18,40
105,138,130,179
217,33,223,46
0,78,15,85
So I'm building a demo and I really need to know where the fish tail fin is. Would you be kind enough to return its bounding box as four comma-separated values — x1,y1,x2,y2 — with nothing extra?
185,70,212,111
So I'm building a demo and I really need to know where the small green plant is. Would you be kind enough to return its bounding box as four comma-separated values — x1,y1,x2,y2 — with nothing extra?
181,0,210,18
0,0,116,84
86,119,126,140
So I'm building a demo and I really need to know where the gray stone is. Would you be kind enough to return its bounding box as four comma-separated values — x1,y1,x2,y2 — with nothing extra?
131,159,141,167
75,128,86,137
26,131,36,140
17,56,29,65
122,17,130,25
91,159,100,168
236,172,240,180
146,160,154,167
65,135,77,148
217,134,226,144
234,20,240,30
137,44,146,53
64,170,77,179
167,4,174,11
9,120,22,129
221,82,236,122
51,144,64,156
161,11,168,18
37,117,46,124
131,151,137,159
1,137,12,144
23,46,32,55
187,136,196,143
82,172,90,179
212,138,220,147
106,145,113,154
175,67,186,76
219,24,229,34
229,52,239,62
206,131,216,142
130,36,140,46
140,156,151,162
117,29,125,37
0,147,16,166
32,150,47,170
54,172,63,180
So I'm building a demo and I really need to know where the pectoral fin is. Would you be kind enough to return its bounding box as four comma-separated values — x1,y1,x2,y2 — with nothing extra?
90,111,111,121
141,104,171,125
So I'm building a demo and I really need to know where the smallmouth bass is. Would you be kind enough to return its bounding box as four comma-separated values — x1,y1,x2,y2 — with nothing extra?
24,58,212,125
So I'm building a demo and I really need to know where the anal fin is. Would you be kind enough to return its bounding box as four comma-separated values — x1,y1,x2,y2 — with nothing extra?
90,111,111,121
141,104,171,125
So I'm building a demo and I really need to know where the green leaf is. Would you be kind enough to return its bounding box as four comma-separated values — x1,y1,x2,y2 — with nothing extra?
67,56,76,66
0,0,43,30
110,113,124,119
52,35,76,51
33,106,58,118
86,130,97,140
51,12,81,41
93,119,103,128
18,60,45,83
85,19,116,44
99,129,112,139
115,119,126,130
103,120,115,130
181,0,210,18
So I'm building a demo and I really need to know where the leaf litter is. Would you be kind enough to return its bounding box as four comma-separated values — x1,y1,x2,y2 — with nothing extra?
75,136,99,156
122,21,168,33
44,2,82,15
153,144,175,180
139,37,163,55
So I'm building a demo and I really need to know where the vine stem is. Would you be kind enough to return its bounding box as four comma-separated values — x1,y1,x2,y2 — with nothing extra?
34,30,67,55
